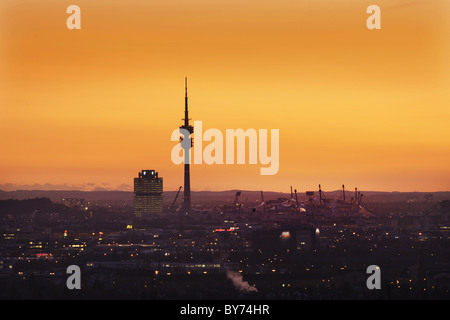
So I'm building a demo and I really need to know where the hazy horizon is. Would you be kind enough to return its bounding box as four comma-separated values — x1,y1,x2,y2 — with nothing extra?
1,0,449,193
1,183,449,194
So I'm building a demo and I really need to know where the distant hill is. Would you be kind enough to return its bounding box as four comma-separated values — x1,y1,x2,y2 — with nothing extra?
0,190,133,203
0,197,73,216
0,189,449,204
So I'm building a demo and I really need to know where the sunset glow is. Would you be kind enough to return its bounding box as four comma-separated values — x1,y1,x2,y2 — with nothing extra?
1,0,449,192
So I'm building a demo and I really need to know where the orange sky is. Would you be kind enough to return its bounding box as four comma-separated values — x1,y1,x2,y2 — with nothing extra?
0,0,449,193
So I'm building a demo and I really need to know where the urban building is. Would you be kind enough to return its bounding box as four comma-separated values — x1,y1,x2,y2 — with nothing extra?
134,170,163,217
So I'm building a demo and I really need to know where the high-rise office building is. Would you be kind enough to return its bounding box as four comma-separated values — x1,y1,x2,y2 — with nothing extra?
134,170,163,218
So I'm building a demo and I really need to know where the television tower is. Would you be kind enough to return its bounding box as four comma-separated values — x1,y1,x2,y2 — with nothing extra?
180,77,193,212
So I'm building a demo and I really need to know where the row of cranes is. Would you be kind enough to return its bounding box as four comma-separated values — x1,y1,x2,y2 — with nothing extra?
226,184,373,219
168,184,373,219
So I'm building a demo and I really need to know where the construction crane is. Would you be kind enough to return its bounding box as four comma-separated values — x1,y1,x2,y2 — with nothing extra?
261,190,266,215
319,184,325,205
234,191,241,207
170,186,182,213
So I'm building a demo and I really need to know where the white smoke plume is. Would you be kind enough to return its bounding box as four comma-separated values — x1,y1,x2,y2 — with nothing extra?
226,271,258,293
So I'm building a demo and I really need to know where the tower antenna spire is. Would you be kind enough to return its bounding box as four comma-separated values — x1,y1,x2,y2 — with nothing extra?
184,77,189,127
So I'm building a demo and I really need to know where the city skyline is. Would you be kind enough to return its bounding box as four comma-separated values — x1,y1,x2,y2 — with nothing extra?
1,0,450,193
1,0,449,303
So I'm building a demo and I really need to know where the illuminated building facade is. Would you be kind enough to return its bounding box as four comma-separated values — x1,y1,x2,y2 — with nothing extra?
134,170,164,217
